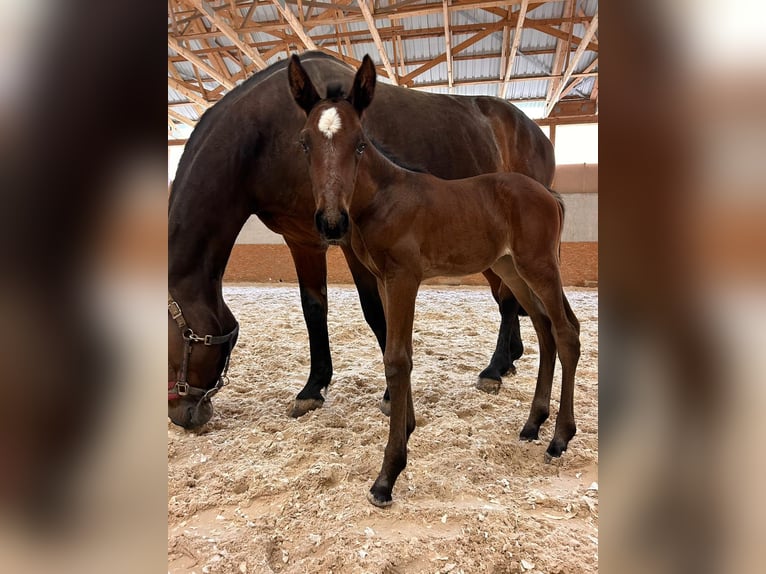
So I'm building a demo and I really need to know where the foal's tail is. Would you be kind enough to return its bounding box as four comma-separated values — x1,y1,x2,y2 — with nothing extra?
546,186,566,258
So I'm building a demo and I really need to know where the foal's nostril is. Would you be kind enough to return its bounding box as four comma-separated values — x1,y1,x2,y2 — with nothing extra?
339,210,349,235
315,209,349,241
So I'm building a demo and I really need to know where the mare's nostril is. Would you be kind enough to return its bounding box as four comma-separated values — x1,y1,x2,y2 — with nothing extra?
314,210,325,234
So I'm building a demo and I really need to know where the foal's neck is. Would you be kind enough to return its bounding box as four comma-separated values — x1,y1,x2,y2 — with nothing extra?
354,143,420,212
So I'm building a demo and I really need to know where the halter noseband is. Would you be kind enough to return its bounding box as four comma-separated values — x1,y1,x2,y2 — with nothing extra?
168,292,239,403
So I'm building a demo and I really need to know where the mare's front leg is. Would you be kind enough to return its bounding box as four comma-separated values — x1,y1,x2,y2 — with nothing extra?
287,243,333,418
368,272,419,508
340,245,390,414
477,271,523,394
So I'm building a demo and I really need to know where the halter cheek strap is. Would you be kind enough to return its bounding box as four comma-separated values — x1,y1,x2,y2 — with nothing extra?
168,292,239,402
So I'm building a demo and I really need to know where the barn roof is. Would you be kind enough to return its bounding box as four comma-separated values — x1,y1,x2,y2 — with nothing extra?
168,1,598,141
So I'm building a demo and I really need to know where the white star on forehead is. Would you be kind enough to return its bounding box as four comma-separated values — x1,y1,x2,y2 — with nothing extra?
317,107,342,139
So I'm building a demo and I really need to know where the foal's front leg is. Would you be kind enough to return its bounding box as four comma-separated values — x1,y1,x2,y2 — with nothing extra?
368,272,419,508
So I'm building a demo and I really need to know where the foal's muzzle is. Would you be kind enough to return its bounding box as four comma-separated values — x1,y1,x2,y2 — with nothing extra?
315,209,349,242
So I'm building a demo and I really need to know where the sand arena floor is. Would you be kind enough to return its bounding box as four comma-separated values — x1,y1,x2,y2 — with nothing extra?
168,284,598,573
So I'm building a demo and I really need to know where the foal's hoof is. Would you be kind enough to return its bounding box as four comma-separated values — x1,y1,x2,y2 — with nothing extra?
475,377,502,394
366,489,393,508
290,398,324,418
379,398,391,417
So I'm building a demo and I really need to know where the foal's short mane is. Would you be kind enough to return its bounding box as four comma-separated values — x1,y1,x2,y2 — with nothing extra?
368,138,429,174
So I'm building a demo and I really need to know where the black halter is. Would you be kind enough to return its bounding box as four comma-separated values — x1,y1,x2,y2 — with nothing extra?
168,292,239,403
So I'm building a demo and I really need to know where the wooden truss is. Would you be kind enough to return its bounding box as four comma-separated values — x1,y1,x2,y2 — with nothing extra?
168,0,598,136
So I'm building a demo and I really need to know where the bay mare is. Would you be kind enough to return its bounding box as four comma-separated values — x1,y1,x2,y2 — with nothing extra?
168,51,555,429
289,55,580,507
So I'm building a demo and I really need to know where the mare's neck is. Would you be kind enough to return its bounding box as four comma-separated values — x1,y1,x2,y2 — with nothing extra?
168,186,250,307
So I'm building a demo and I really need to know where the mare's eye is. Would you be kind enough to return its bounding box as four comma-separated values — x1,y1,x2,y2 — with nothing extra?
356,142,367,155
299,140,309,153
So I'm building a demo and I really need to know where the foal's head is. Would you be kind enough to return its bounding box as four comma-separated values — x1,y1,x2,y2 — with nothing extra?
288,54,377,244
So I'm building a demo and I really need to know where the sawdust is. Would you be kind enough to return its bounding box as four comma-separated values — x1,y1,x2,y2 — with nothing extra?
168,284,598,573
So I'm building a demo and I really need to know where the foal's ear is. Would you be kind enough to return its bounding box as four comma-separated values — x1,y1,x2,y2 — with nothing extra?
288,54,320,114
349,54,376,115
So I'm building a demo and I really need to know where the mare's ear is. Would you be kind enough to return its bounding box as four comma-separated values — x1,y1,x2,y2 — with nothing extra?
288,54,320,114
349,54,376,115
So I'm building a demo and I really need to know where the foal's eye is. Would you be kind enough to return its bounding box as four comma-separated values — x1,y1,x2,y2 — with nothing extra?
356,142,367,155
299,140,309,153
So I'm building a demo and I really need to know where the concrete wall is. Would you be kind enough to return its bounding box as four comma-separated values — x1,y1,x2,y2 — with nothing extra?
224,163,597,286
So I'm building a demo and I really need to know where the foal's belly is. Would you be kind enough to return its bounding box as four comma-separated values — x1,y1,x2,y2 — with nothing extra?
420,243,509,279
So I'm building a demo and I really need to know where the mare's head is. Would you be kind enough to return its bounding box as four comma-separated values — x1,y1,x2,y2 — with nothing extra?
288,54,377,244
168,294,238,429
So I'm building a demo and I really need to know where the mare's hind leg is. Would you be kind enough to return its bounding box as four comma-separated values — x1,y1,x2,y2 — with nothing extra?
477,270,523,394
341,245,391,415
287,243,333,418
491,255,580,459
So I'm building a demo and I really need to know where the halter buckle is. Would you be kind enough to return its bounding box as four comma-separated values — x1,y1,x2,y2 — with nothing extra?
204,334,214,346
176,382,189,396
168,301,183,320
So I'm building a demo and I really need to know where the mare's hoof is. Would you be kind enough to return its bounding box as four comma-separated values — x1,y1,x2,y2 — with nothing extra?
290,398,324,418
519,424,540,442
500,364,517,377
366,490,393,508
379,398,391,417
475,377,501,395
544,439,569,463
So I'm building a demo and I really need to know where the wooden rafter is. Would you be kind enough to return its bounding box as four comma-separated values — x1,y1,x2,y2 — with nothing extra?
442,1,453,88
559,57,598,99
168,108,198,128
499,0,528,99
400,25,501,86
527,22,598,52
545,11,599,116
168,76,211,108
383,0,537,20
357,0,398,85
168,35,236,89
545,0,573,109
271,0,318,50
412,71,597,90
187,0,268,69
168,1,599,126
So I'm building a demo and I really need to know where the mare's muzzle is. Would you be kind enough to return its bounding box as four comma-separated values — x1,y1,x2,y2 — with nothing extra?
315,209,349,242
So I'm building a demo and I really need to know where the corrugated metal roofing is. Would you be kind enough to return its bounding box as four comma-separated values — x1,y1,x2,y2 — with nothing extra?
168,0,598,133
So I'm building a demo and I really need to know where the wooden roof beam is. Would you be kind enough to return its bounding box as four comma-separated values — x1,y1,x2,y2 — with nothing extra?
168,35,236,90
546,11,599,117
187,0,268,70
499,0,529,99
168,76,211,109
400,24,503,86
168,108,197,128
357,0,398,85
271,0,318,50
527,21,598,52
442,1,453,88
558,57,598,99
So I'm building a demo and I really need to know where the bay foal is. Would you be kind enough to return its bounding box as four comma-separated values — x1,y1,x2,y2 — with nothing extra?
289,54,581,507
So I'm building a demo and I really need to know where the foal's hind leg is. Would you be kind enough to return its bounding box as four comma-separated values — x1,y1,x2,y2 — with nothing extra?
495,255,581,459
477,271,523,394
490,258,557,440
